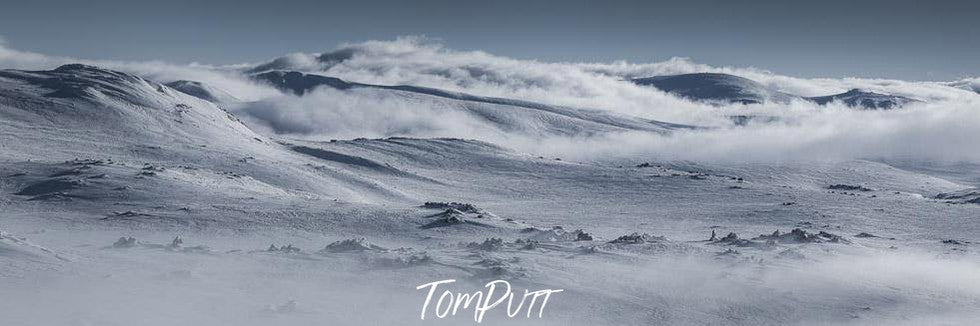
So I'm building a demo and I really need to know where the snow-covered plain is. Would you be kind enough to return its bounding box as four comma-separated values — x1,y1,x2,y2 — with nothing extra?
2,41,980,325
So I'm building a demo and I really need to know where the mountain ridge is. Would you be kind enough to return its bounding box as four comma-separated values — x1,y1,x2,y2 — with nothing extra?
633,72,920,109
250,70,693,136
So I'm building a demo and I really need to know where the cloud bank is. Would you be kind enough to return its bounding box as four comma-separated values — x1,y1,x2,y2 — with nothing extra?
2,35,979,163
0,38,278,101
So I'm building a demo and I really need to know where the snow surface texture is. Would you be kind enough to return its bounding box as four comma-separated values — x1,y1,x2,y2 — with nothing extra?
2,39,980,326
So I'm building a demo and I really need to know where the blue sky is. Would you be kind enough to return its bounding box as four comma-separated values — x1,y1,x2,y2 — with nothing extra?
1,0,976,80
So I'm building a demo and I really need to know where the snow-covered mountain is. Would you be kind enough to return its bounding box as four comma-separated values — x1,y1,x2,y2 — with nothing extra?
2,62,980,326
632,73,799,105
165,80,239,103
805,88,918,110
633,72,924,109
251,70,690,136
0,64,261,157
0,64,440,205
251,70,352,95
946,78,980,94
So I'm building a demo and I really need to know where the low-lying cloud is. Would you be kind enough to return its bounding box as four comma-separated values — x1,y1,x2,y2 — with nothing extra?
236,88,508,140
0,38,278,101
2,35,979,164
247,36,979,123
526,101,980,163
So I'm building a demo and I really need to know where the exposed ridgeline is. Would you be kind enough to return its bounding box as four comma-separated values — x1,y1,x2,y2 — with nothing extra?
251,71,354,95
633,72,918,109
804,89,918,110
0,64,263,159
245,48,356,74
633,73,798,105
945,78,980,94
165,80,239,103
0,64,456,205
251,70,693,136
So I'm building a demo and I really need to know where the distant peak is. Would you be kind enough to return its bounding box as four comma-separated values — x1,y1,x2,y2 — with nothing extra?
53,64,106,72
258,70,306,78
686,72,744,78
316,48,356,64
842,88,881,95
167,80,203,87
165,80,238,103
636,72,755,82
49,64,138,81
805,88,917,109
251,70,354,95
632,72,794,105
0,63,152,101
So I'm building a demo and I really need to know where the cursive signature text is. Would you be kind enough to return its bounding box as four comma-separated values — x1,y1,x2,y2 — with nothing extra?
415,279,563,323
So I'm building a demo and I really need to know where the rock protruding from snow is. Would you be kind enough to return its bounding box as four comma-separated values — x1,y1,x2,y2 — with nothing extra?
440,208,465,223
267,244,301,253
935,188,980,205
828,184,874,192
420,207,497,229
524,226,594,242
712,232,762,247
170,236,183,248
319,238,387,253
468,238,505,251
941,239,971,245
718,232,740,243
472,256,527,279
609,232,667,244
372,249,433,268
575,230,594,241
712,229,848,247
753,229,847,244
422,201,481,213
113,237,138,248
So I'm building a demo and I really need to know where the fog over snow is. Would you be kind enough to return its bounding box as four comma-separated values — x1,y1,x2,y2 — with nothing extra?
4,36,978,164
2,35,980,325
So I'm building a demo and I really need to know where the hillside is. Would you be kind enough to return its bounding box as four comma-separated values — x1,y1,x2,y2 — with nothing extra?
252,70,690,136
632,72,798,105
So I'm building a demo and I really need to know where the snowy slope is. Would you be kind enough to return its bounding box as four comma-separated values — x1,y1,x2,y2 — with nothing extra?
165,80,239,103
251,70,690,136
0,64,262,158
1,64,980,326
633,73,799,105
0,65,443,206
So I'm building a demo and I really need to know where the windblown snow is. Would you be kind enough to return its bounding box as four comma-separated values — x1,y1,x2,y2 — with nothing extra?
2,39,980,326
